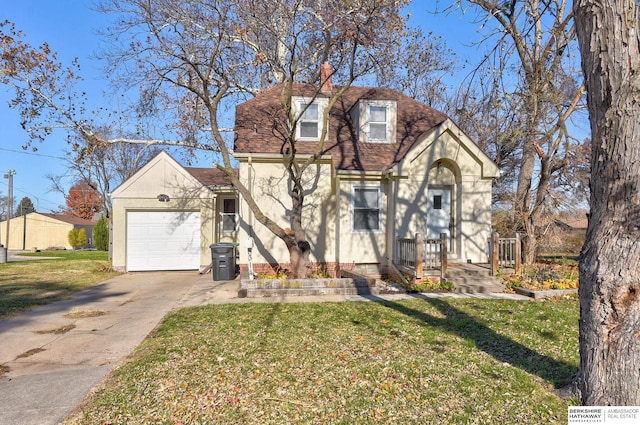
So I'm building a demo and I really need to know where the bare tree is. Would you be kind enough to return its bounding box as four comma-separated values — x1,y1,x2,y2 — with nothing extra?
99,0,451,277
0,191,8,222
2,2,449,277
48,128,161,218
449,71,524,210
447,0,586,262
573,0,640,405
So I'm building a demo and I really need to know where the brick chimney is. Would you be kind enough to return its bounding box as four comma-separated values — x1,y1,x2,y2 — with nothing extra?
320,62,333,93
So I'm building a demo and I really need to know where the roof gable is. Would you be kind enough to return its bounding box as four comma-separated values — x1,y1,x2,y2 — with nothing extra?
111,151,211,199
400,119,500,179
234,84,449,172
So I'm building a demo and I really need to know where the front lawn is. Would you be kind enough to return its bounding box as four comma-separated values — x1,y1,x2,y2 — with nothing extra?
0,250,120,321
65,296,579,424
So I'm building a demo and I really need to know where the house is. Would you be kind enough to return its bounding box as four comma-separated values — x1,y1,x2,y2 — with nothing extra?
233,82,500,277
0,212,95,250
110,79,499,275
110,152,237,272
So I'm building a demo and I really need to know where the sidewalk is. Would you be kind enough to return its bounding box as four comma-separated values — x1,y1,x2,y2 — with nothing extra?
0,271,528,425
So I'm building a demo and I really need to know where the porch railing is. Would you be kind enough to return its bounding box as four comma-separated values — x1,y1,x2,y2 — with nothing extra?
395,233,448,280
488,232,521,275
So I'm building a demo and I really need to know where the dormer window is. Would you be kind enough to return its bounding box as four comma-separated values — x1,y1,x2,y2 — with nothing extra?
293,97,328,141
300,102,319,138
352,99,397,143
368,105,388,141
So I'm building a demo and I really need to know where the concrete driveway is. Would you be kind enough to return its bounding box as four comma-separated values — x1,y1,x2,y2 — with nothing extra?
0,271,211,425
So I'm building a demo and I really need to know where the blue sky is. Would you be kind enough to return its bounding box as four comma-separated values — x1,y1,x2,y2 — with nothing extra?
0,1,482,213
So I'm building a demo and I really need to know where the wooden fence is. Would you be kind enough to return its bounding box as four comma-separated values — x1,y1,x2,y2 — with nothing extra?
395,233,448,280
488,232,522,275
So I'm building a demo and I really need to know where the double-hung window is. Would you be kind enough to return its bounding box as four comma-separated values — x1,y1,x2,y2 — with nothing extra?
294,97,327,141
299,102,319,139
353,99,396,143
353,186,381,231
220,198,238,233
368,105,388,141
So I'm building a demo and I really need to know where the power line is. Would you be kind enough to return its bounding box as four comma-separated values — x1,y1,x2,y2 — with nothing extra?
0,180,62,210
0,146,66,160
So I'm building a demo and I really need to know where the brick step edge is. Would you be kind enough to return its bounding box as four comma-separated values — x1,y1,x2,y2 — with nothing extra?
239,287,379,298
240,277,374,290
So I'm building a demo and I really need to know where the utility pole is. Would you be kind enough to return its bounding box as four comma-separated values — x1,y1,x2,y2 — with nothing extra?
4,170,16,250
22,206,27,250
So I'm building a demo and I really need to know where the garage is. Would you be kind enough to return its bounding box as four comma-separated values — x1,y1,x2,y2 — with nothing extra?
126,211,201,271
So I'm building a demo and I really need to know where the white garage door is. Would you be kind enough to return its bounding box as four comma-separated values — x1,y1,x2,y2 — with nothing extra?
126,211,201,271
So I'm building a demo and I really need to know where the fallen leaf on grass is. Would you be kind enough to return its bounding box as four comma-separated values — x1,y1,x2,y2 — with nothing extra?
16,348,45,359
0,364,10,377
35,324,76,334
65,309,107,318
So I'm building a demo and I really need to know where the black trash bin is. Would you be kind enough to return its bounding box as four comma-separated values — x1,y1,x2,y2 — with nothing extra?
210,243,236,281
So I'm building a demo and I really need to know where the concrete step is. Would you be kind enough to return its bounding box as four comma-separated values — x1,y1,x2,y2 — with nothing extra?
445,264,492,278
444,264,505,294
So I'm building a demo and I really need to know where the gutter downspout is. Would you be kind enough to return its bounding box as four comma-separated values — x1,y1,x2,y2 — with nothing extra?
247,156,254,232
385,170,396,275
335,173,341,275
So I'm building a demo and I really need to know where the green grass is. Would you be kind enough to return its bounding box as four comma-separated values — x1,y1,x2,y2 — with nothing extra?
537,254,580,267
65,296,580,425
0,250,120,321
16,250,108,260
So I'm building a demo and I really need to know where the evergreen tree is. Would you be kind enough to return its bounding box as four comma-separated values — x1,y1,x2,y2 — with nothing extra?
94,216,109,251
15,196,35,217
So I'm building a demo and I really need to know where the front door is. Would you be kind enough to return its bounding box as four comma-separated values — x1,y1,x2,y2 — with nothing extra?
426,187,452,249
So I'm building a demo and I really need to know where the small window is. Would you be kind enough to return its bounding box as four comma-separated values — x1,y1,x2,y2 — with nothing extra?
299,102,319,139
356,100,396,143
221,198,237,233
294,98,327,141
353,187,380,231
368,105,387,141
433,195,442,210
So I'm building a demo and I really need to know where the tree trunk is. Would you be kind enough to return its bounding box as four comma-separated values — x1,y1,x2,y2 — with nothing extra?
574,0,640,405
520,217,537,264
515,96,540,265
289,241,311,279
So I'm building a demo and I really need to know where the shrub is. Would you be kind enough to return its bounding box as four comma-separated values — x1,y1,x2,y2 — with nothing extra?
94,217,109,251
402,277,454,293
501,263,579,291
68,228,88,249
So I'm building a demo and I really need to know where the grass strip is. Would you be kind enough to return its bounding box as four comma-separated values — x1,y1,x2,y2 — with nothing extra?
0,251,119,321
